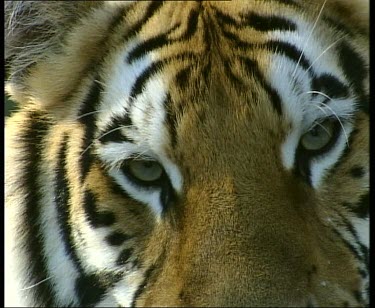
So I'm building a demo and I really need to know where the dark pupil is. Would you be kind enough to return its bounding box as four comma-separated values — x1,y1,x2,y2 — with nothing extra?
142,161,154,168
310,126,319,137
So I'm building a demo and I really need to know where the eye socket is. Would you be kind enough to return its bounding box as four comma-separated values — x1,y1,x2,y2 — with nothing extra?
295,118,342,183
300,119,338,152
122,159,164,185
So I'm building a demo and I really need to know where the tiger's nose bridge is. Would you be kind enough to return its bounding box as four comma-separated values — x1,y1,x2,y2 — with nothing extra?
138,173,316,306
144,231,312,307
154,184,313,305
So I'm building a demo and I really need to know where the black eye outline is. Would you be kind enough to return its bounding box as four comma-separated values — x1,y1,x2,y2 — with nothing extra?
294,118,342,182
300,118,341,154
120,157,176,210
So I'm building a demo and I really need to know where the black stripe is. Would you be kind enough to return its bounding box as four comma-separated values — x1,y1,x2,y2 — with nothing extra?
174,66,193,90
311,73,349,99
352,290,365,305
342,193,369,219
334,211,369,266
83,189,116,228
130,265,157,307
126,24,180,64
75,272,123,307
239,56,283,115
213,7,241,28
106,232,133,246
183,9,200,39
160,172,177,213
202,59,212,86
354,193,369,218
19,112,55,306
241,12,297,32
164,93,178,148
98,114,133,144
349,166,365,178
294,143,312,185
328,128,358,176
262,40,310,70
215,7,298,32
337,41,368,114
116,248,134,266
129,53,199,100
131,248,168,307
127,7,200,64
323,16,356,38
78,81,102,182
130,61,165,99
331,227,363,264
55,135,84,271
75,274,107,306
123,1,165,40
220,26,311,72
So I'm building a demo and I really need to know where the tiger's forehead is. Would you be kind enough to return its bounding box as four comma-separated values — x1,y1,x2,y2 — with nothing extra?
96,0,357,161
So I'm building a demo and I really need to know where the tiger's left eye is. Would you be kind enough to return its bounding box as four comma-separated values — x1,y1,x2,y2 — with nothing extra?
128,159,163,182
300,119,337,152
121,159,165,186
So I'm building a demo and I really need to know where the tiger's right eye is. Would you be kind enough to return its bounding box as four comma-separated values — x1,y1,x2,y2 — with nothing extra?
295,118,342,182
300,119,336,152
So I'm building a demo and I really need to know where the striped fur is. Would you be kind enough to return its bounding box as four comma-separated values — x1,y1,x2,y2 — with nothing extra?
5,1,368,307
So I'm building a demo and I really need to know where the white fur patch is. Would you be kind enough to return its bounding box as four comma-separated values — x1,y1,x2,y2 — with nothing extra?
97,40,154,132
109,168,164,217
351,216,369,248
111,272,144,307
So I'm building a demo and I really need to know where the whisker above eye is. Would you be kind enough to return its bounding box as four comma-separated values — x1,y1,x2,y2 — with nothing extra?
292,0,327,78
80,124,134,158
312,101,350,147
305,90,333,102
19,276,53,291
76,110,104,120
303,34,348,77
94,79,108,88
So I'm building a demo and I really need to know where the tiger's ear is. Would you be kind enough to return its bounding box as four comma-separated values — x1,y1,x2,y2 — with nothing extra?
5,1,110,115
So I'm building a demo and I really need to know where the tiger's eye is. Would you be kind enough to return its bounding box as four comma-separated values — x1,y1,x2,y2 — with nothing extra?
128,160,163,182
300,120,335,151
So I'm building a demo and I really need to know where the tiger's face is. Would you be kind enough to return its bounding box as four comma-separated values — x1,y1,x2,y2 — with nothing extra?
5,1,368,307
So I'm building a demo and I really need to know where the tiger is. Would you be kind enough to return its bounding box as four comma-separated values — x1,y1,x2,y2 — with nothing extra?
4,0,369,307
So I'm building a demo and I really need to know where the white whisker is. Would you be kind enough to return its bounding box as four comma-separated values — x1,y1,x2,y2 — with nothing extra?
76,110,103,120
306,90,333,101
292,0,327,78
80,124,134,158
316,121,332,137
94,79,108,88
131,150,153,160
308,102,330,121
20,276,53,291
307,94,350,147
304,34,348,76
